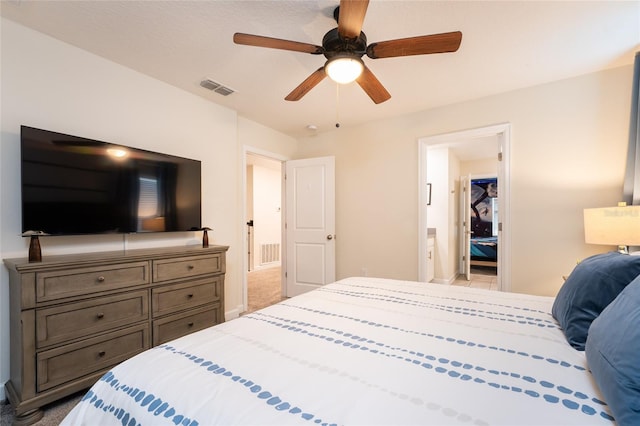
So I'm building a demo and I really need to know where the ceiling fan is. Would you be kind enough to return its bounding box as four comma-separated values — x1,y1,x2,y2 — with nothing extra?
233,0,462,104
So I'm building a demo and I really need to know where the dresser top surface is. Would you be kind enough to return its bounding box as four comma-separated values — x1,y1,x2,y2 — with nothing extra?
4,244,229,272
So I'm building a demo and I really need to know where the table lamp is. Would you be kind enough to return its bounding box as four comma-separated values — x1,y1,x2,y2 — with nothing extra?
584,202,640,254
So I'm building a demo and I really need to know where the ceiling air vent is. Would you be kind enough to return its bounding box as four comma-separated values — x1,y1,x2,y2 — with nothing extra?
214,86,235,96
200,79,235,96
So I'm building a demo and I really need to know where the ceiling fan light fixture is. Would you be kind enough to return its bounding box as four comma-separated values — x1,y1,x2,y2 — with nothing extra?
325,55,364,84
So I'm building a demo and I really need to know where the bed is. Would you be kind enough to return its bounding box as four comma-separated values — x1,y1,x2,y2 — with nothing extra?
60,274,627,426
470,236,498,267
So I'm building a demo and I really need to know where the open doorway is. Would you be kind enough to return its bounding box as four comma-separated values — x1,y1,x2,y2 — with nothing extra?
418,123,511,292
245,152,284,313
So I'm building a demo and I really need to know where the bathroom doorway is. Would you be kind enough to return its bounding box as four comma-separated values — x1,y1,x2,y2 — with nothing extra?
418,123,511,292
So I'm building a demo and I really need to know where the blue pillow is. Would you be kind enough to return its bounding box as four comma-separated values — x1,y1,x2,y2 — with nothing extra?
586,275,640,425
551,252,640,350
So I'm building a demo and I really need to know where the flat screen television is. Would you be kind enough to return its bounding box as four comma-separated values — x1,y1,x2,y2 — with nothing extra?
21,126,202,236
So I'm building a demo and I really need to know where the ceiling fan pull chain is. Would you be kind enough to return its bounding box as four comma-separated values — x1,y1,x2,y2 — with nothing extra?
335,84,341,128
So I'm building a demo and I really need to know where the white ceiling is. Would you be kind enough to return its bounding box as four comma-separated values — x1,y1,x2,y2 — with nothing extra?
2,1,638,139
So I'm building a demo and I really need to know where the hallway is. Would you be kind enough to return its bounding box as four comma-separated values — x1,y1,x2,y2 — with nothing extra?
246,266,283,313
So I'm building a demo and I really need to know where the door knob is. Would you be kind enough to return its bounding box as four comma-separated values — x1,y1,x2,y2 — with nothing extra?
327,234,333,240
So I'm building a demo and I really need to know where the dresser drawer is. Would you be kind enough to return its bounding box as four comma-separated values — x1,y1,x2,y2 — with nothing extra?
153,306,218,346
36,262,149,302
37,324,150,392
152,277,221,318
152,254,222,282
36,290,149,348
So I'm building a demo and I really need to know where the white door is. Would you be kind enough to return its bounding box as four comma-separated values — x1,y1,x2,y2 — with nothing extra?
285,156,336,297
460,175,471,280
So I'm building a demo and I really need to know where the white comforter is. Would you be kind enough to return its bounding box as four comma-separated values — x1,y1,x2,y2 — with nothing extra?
62,277,613,425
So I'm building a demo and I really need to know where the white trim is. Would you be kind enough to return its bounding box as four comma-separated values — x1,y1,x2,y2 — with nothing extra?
418,123,512,292
225,305,244,321
243,146,288,163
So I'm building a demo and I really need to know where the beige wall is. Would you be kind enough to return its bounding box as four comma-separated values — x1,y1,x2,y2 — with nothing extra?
426,147,456,281
238,117,299,160
0,19,296,400
461,158,499,177
297,65,633,297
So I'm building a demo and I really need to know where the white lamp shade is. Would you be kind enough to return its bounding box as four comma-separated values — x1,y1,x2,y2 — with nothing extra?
584,205,640,246
325,56,364,84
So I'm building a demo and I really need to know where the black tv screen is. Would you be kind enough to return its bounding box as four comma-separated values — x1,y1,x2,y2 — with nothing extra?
21,126,202,235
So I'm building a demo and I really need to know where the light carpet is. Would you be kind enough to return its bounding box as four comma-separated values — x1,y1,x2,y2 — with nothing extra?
246,265,284,313
1,391,82,426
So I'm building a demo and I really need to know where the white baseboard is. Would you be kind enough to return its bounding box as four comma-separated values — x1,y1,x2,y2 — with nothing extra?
225,305,244,321
431,274,457,285
251,262,281,272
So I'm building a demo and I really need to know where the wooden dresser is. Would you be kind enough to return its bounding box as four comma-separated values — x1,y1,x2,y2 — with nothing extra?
3,244,228,425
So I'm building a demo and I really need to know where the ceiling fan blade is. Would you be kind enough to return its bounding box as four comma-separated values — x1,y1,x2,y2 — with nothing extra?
234,33,323,55
285,68,327,101
366,31,462,59
337,0,369,39
356,65,391,104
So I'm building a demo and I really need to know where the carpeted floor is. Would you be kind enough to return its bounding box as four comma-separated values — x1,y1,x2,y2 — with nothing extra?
1,390,83,426
1,266,284,425
246,265,284,313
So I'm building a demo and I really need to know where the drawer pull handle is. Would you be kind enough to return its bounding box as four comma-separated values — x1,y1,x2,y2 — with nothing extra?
187,265,195,270
187,294,194,299
98,351,106,357
188,322,194,327
96,313,105,319
97,276,106,283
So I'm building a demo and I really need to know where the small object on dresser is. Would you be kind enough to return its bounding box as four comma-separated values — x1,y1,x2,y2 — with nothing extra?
202,227,212,248
29,235,41,262
23,230,45,262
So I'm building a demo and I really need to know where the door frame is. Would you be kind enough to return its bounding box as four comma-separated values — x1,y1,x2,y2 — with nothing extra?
242,146,288,312
417,123,511,292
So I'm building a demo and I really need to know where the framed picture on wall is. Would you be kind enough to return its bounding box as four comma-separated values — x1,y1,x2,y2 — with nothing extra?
427,183,432,205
